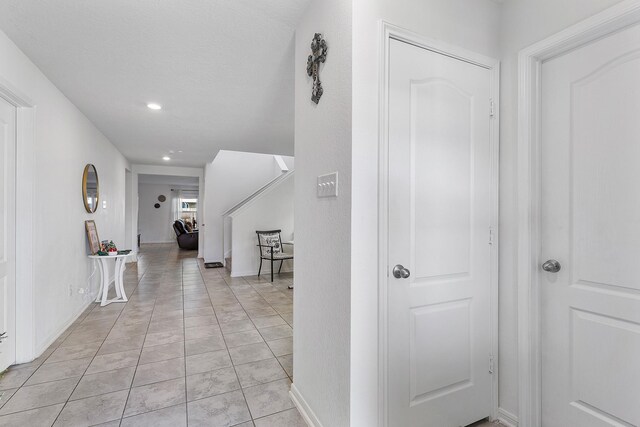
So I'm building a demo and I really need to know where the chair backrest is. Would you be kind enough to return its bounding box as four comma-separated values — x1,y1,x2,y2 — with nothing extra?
173,220,186,236
256,230,282,257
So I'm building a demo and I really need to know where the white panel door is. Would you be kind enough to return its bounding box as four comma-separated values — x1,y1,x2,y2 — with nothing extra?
0,96,16,371
388,39,493,427
540,22,640,427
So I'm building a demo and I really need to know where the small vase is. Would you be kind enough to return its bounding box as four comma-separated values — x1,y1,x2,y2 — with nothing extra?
108,251,118,256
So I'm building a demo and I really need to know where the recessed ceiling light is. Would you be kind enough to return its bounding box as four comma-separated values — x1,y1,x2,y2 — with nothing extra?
162,156,171,161
147,103,162,110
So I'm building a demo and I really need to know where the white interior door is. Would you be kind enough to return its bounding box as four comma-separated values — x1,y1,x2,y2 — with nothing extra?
0,96,16,371
387,39,494,427
540,22,640,427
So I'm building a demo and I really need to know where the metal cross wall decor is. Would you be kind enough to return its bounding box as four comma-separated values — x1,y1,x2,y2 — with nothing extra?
306,33,328,104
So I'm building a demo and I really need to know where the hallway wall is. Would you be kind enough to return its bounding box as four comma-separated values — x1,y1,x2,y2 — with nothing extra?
138,183,174,243
0,29,129,359
293,0,352,425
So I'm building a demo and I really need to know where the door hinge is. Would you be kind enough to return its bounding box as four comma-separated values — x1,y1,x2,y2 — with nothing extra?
489,355,495,374
489,227,494,245
489,99,495,117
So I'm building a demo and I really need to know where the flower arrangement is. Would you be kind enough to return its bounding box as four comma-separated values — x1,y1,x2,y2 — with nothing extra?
102,240,118,256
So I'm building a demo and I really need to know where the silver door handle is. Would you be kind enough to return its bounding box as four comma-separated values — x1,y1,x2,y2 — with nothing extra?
393,264,411,279
542,259,561,273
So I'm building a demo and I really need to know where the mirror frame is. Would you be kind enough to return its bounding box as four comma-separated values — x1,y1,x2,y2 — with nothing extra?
82,164,99,213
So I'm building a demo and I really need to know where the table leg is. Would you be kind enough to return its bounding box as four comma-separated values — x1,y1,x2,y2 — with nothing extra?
99,259,109,307
94,260,102,303
116,258,128,302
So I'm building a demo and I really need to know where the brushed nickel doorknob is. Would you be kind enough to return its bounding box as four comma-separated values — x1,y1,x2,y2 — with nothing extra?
542,259,561,273
393,264,411,279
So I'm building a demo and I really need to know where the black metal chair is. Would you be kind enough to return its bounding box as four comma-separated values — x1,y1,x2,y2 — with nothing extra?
256,230,293,282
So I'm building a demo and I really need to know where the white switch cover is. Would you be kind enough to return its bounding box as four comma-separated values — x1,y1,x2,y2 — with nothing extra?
102,200,107,209
317,172,338,198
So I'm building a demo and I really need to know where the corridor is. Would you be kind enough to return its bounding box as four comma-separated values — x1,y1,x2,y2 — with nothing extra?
0,244,300,426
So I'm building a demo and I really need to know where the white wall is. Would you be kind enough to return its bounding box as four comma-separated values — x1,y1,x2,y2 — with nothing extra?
202,150,292,263
125,170,133,250
229,172,294,277
497,0,626,420
350,1,501,425
138,183,174,243
0,29,129,358
293,0,352,425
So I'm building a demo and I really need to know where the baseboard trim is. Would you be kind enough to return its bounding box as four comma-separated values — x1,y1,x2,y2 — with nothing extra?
230,268,293,278
290,383,323,427
498,407,519,427
29,298,94,362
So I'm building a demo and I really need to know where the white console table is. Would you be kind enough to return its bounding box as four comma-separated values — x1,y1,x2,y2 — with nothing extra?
89,254,132,306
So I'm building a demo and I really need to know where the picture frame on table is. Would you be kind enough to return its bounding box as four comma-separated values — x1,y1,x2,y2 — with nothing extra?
85,220,101,255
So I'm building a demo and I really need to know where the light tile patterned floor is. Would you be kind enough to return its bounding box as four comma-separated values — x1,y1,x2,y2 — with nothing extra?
0,244,303,426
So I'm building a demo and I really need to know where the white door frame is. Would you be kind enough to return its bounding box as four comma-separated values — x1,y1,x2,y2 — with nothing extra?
516,2,640,426
378,21,500,427
0,76,36,363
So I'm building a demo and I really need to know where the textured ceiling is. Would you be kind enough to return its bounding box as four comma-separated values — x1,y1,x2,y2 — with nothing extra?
0,0,311,166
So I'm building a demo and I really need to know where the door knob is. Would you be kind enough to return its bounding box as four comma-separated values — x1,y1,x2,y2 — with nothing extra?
393,264,411,279
542,259,561,273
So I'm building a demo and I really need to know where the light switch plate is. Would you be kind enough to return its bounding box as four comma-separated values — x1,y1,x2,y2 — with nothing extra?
102,200,107,209
317,172,338,198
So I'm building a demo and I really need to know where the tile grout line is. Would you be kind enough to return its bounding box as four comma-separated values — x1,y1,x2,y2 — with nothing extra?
118,248,188,421
116,251,158,426
181,252,190,426
241,276,294,383
200,261,256,424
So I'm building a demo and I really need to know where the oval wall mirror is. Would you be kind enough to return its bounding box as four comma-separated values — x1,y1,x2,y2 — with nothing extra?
82,164,99,213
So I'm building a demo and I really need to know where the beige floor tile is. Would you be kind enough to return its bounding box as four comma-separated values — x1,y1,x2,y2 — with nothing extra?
139,341,185,365
70,366,135,400
53,390,128,426
243,379,294,419
187,390,251,427
124,377,186,417
186,367,240,401
186,350,232,376
266,337,293,357
254,408,306,427
0,403,64,427
120,403,187,427
235,358,288,388
0,377,78,415
224,330,264,348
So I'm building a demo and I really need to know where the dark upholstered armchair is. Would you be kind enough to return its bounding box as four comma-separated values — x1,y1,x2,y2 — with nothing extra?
173,220,198,250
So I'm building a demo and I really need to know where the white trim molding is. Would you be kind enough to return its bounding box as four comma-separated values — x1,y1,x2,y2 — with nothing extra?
0,76,37,364
290,383,323,427
498,407,519,427
516,2,640,426
378,21,500,427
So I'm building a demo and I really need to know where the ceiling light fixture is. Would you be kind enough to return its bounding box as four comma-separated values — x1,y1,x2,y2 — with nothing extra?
162,156,171,161
147,103,162,110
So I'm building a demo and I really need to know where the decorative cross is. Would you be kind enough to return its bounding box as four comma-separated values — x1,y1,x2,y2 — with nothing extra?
306,33,328,104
